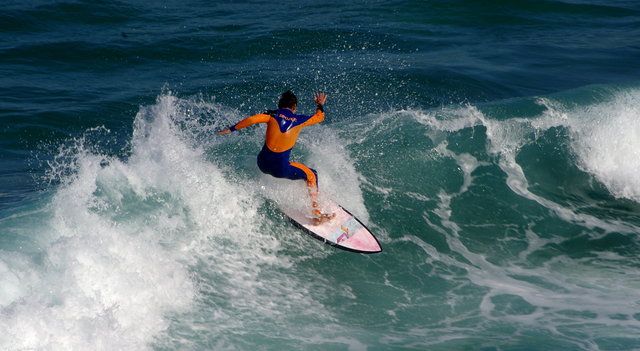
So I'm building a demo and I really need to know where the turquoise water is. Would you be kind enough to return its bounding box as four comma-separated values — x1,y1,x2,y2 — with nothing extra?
2,1,640,350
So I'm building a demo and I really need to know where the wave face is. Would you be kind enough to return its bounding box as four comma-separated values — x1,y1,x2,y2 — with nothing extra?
2,0,640,350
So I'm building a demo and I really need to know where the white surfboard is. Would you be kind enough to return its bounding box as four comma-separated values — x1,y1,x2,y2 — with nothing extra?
282,200,382,254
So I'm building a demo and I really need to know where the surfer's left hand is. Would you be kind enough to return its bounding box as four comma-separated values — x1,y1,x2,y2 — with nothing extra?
216,129,231,135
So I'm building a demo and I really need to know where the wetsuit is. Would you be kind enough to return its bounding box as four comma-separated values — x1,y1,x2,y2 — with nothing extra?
227,105,325,197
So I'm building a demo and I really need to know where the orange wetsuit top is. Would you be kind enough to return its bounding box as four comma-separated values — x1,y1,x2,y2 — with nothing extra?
229,107,325,153
228,106,325,189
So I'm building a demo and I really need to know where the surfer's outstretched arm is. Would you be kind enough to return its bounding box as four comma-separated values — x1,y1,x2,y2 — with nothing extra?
216,113,271,135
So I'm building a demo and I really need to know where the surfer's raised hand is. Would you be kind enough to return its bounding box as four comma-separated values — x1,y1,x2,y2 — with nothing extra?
314,93,327,105
216,129,231,135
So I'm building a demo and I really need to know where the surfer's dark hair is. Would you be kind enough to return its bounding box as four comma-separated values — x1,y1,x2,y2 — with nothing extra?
278,90,297,109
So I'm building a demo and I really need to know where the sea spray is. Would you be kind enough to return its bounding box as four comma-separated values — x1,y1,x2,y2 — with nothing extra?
0,94,269,350
561,89,640,202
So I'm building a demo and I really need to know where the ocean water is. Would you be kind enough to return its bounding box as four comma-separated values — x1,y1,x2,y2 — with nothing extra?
2,0,640,350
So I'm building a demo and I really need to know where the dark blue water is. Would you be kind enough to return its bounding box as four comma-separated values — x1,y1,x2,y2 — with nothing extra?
2,1,640,350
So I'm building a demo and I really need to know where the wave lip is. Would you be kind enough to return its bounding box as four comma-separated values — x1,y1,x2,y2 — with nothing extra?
560,89,640,202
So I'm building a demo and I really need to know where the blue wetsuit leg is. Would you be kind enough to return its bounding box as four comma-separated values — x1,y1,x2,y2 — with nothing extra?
257,145,318,188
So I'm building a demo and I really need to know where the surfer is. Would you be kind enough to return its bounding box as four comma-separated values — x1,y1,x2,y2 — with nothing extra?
217,91,335,225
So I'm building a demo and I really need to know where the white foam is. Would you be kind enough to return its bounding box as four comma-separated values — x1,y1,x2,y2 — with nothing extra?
0,95,219,350
303,126,370,222
400,93,640,346
557,89,640,202
0,257,24,307
434,141,487,194
427,186,640,348
0,93,318,350
411,105,486,133
408,96,640,234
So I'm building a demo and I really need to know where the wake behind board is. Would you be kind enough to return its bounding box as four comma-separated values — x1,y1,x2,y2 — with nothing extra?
283,201,382,254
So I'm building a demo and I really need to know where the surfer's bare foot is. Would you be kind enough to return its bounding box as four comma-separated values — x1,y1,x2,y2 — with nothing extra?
312,212,335,226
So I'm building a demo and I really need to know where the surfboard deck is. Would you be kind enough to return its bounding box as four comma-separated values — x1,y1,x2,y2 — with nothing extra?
282,201,382,254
